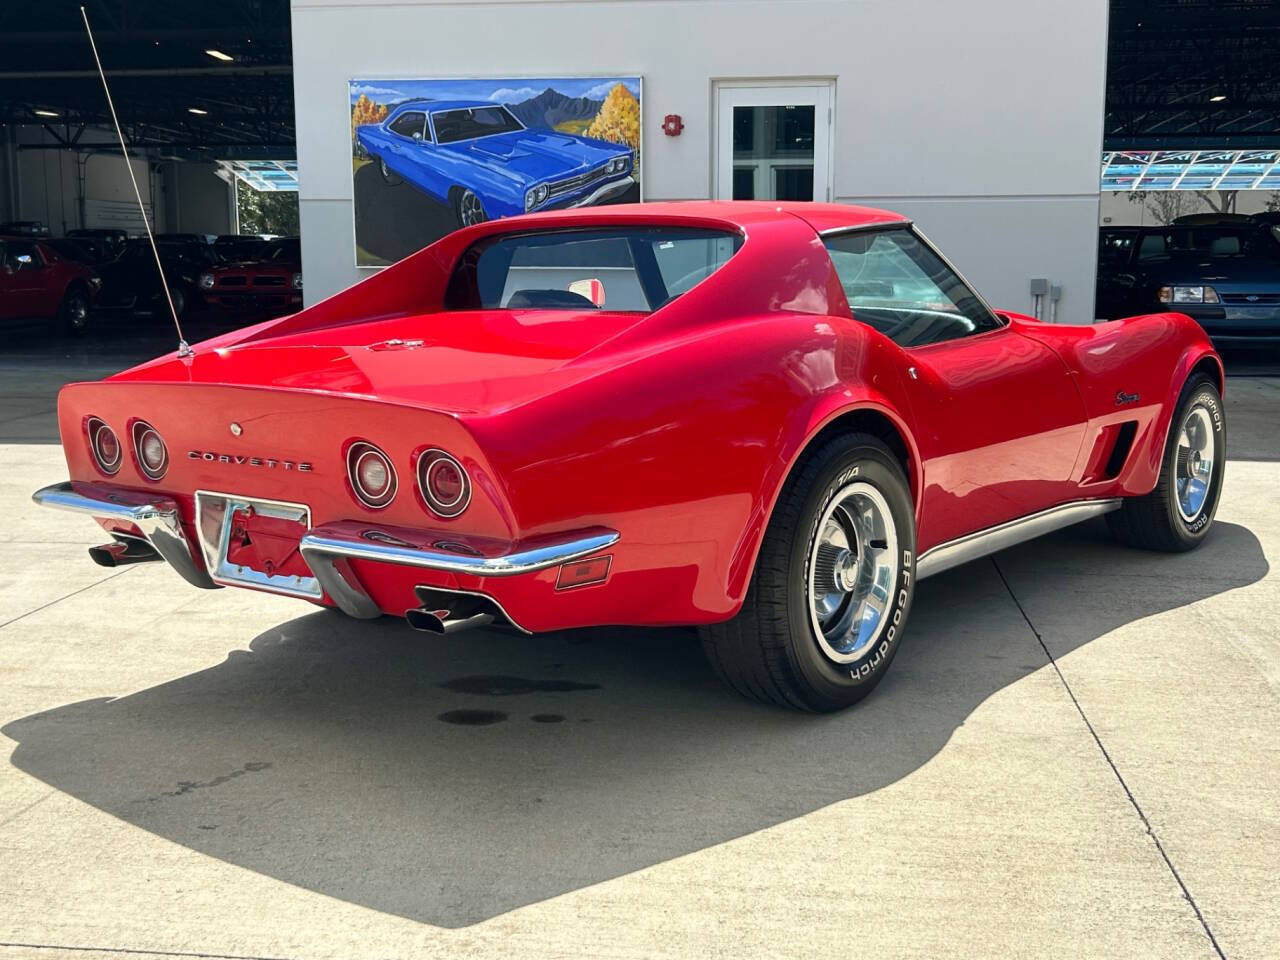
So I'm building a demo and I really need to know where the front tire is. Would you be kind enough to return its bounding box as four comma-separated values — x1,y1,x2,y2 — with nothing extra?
59,285,91,336
1107,374,1225,551
454,189,488,228
701,433,917,712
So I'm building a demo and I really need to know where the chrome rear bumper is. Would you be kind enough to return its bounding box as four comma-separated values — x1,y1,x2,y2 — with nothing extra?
32,481,216,589
32,481,619,620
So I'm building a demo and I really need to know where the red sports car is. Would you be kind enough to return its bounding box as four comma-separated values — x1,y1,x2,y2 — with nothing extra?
33,203,1225,711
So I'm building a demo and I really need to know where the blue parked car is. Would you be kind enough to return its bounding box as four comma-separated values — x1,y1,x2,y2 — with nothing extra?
355,99,635,227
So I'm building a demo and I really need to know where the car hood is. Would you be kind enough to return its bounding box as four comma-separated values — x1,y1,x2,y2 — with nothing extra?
439,129,628,185
111,308,646,416
1150,256,1280,290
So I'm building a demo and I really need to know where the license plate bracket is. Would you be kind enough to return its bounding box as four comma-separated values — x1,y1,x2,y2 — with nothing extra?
195,490,322,600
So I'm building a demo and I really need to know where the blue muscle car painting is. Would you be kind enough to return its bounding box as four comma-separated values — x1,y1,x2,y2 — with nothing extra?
350,77,642,267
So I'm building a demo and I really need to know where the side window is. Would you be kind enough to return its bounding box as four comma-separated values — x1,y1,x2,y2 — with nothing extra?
2,241,40,271
823,229,1001,348
389,111,426,140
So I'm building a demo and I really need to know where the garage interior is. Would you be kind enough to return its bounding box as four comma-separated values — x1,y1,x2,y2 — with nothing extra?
0,2,1277,959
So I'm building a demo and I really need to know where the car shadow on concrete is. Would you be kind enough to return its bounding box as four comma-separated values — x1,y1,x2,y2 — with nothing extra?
2,519,1267,928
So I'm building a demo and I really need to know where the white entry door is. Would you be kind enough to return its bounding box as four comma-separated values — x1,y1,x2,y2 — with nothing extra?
715,82,833,202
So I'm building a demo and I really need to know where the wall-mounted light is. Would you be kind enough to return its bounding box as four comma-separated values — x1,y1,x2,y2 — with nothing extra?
1209,94,1227,102
33,109,60,117
205,49,234,61
188,107,209,115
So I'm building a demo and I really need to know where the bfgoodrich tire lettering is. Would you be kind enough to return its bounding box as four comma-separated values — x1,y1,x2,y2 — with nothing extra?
701,432,916,712
1107,374,1225,552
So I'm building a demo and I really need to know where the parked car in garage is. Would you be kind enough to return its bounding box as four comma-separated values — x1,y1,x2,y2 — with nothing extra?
213,234,268,263
0,235,101,333
0,220,52,238
34,202,1224,712
199,236,302,314
1096,222,1280,346
45,236,115,265
355,99,635,226
94,237,209,319
67,228,129,259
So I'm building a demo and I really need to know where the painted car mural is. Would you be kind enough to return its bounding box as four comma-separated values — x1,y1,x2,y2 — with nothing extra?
357,100,635,224
350,77,641,266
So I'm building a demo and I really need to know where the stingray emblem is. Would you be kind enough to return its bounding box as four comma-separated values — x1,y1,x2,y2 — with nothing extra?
1115,390,1140,406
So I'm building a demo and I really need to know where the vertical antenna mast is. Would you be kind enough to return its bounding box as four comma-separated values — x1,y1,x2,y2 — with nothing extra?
80,5,191,358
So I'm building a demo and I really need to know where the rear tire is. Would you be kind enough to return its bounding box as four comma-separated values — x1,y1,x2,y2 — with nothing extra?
1107,374,1225,551
378,156,402,185
700,433,916,712
59,284,91,336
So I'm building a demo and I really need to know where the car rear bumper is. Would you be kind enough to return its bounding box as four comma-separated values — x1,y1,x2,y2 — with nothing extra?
31,480,619,629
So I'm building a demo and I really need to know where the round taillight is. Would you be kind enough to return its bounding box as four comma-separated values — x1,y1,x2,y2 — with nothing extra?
418,449,470,518
347,442,396,509
132,421,168,480
87,418,121,475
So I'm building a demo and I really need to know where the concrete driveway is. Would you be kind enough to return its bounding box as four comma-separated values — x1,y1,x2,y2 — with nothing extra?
0,345,1276,959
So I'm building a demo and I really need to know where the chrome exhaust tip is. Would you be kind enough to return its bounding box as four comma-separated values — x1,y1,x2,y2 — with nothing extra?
404,585,509,635
405,607,495,635
88,536,161,568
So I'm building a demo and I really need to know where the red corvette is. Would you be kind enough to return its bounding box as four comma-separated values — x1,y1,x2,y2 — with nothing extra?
33,202,1225,711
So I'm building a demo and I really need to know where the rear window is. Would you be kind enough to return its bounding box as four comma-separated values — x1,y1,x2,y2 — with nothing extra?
444,227,743,313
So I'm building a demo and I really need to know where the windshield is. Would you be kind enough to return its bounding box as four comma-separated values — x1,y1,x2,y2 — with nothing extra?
444,227,743,312
1137,226,1280,261
432,106,524,144
261,238,300,262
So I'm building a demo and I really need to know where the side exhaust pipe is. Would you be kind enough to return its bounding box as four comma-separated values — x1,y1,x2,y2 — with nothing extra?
88,536,161,568
405,608,495,635
405,585,506,636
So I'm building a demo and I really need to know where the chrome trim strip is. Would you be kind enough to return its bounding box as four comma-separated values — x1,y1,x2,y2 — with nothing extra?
299,525,619,620
31,481,216,589
916,499,1122,580
564,176,635,209
818,219,914,237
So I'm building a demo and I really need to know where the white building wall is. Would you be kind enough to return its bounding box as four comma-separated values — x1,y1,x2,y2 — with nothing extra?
291,0,1108,321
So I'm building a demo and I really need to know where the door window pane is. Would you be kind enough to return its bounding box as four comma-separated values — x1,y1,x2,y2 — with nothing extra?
731,104,815,201
823,229,1001,347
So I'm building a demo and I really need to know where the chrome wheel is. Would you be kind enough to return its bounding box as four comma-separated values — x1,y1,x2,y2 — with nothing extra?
458,190,486,226
807,481,899,664
67,292,89,331
1176,404,1216,522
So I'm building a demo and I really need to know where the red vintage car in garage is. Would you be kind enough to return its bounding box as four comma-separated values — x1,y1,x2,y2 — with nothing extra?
0,234,101,334
198,236,303,314
34,202,1224,711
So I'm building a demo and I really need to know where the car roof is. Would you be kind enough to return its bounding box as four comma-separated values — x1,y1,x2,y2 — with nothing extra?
488,200,910,234
392,98,495,114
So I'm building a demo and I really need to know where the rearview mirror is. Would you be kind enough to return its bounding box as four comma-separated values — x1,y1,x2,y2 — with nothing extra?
412,131,423,143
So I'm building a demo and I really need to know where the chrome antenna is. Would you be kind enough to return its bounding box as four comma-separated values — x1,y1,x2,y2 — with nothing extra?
80,5,191,358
